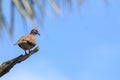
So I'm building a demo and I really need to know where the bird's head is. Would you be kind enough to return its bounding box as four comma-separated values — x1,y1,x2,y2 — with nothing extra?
30,29,40,36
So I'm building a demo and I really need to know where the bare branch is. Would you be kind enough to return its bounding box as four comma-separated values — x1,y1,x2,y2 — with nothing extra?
0,46,39,77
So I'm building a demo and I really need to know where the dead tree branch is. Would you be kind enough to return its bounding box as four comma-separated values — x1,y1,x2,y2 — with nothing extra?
0,46,39,77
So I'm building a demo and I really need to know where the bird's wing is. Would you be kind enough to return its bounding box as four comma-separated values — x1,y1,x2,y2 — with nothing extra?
16,36,27,45
25,35,36,46
16,35,36,46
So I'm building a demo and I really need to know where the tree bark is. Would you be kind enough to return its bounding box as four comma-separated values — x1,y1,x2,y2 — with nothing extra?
0,46,39,77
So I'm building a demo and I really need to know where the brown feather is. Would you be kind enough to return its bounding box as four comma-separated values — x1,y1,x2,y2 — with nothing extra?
17,34,36,50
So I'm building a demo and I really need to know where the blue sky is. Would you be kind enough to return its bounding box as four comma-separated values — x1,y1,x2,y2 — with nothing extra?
1,0,120,80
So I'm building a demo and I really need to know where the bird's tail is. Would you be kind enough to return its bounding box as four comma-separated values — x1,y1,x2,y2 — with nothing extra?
13,41,21,45
13,43,18,45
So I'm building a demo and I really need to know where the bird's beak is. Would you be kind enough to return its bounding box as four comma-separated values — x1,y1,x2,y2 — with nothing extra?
38,33,40,36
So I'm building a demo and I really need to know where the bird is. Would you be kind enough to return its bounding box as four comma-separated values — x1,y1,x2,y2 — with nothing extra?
15,29,40,54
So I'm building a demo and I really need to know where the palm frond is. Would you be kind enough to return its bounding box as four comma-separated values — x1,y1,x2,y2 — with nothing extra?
0,0,6,29
12,0,37,28
9,1,15,38
0,0,110,38
22,0,35,18
49,0,60,15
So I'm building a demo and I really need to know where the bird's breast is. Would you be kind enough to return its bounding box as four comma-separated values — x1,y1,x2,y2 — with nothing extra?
18,42,36,50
